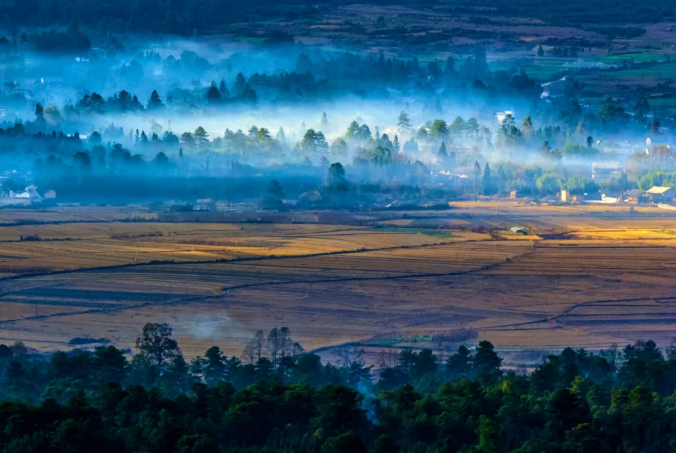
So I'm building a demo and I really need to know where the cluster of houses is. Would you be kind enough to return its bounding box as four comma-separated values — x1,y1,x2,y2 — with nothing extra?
0,185,56,206
565,186,676,206
0,173,55,206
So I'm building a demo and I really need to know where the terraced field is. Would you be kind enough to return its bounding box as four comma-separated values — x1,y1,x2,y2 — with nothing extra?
1,204,676,363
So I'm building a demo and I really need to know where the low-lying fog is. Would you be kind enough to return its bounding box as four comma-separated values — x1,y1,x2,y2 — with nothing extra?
0,31,671,206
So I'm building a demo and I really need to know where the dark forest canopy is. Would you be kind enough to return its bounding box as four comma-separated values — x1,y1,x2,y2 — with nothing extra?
0,0,319,35
0,0,672,34
437,0,674,25
1,324,676,452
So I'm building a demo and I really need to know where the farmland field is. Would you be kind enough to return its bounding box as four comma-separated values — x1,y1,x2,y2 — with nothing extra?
2,204,676,365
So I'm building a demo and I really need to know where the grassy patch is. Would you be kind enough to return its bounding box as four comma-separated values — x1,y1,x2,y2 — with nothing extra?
653,230,676,236
608,63,676,78
598,53,668,64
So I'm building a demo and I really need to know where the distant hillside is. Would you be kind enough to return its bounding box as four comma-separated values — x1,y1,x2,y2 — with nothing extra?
0,0,671,35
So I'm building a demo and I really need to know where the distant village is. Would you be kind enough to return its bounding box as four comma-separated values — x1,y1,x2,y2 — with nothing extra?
539,185,674,207
0,171,56,206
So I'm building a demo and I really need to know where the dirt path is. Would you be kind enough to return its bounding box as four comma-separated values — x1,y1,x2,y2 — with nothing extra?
482,295,674,332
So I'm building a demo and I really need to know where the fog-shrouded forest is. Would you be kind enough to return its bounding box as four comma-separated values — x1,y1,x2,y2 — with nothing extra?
0,9,672,208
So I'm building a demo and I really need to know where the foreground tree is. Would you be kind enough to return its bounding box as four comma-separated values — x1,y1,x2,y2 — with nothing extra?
135,323,182,373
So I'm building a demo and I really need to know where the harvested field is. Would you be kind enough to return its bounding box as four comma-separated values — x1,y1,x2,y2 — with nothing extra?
0,221,476,277
1,205,676,363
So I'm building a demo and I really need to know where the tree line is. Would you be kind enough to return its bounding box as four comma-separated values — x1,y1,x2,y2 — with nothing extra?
1,323,676,452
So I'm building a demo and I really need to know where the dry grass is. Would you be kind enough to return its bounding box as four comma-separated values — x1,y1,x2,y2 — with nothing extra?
0,222,472,277
1,205,676,362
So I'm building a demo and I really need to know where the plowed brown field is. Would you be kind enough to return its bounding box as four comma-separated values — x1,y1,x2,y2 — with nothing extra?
1,204,676,364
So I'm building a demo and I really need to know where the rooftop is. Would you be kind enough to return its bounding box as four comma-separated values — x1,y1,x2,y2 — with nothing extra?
646,186,673,194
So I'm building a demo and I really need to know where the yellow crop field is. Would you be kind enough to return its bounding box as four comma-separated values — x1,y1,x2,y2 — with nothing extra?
1,204,676,362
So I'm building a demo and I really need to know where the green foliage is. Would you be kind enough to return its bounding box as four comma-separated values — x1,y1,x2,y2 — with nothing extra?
299,129,329,156
429,119,449,138
397,112,411,131
562,141,598,158
2,325,676,453
135,323,181,373
535,173,560,195
561,175,587,194
637,171,676,190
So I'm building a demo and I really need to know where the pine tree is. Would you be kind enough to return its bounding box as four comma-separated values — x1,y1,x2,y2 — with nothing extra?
233,72,247,96
473,161,482,195
193,127,209,148
320,112,329,131
397,111,411,132
219,80,229,97
240,84,257,102
147,90,164,109
443,56,455,78
482,163,493,195
466,117,480,137
206,85,221,103
521,115,534,139
326,162,348,192
275,127,286,142
497,165,506,195
438,142,448,159
204,346,226,386
450,116,466,136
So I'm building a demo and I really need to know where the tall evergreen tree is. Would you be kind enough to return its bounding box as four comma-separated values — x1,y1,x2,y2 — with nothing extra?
147,89,164,109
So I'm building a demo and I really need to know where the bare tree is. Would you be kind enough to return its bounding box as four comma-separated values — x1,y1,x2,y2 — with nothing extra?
336,345,365,368
266,327,296,370
433,333,448,354
666,337,676,360
252,330,265,360
241,329,265,364
279,327,292,360
386,349,398,368
377,348,399,368
378,349,388,369
241,343,256,364
600,343,620,370
10,341,28,357
292,342,305,358
267,328,281,370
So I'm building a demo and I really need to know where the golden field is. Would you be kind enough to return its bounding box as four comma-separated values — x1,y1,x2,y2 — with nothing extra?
1,204,676,364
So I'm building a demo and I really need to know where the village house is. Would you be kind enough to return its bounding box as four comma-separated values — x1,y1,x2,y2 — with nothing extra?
646,186,675,203
624,189,646,204
601,191,623,203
